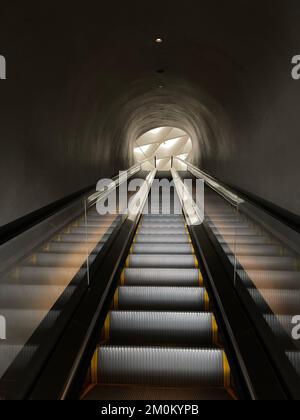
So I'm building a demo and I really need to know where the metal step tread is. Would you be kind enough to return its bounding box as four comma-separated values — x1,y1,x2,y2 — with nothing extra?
82,384,233,400
107,311,217,346
116,287,209,311
126,254,198,269
94,346,229,387
122,268,202,287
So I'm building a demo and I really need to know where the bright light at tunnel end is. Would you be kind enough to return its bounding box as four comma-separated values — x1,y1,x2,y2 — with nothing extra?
133,127,192,170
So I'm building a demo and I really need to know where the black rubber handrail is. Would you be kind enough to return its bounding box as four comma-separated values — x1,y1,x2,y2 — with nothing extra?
0,184,94,246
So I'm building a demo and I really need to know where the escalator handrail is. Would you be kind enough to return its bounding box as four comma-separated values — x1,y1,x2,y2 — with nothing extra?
0,159,155,247
174,157,300,237
86,159,155,208
175,157,244,207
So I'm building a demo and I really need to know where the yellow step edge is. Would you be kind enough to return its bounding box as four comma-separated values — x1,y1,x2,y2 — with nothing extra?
43,243,51,252
212,315,219,346
204,290,210,312
184,225,192,243
29,254,37,265
90,347,99,384
120,269,126,286
125,256,130,268
113,289,119,309
194,256,199,269
198,270,203,287
104,313,110,342
223,352,231,389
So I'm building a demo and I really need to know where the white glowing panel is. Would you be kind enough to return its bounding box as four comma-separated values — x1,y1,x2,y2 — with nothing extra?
134,127,192,167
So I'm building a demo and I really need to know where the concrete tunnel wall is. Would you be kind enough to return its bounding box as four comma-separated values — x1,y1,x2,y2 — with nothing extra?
0,0,300,227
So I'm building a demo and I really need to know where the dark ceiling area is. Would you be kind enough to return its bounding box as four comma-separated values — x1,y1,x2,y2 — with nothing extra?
0,0,299,226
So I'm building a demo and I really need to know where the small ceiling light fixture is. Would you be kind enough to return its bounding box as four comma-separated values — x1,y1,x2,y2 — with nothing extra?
155,37,163,44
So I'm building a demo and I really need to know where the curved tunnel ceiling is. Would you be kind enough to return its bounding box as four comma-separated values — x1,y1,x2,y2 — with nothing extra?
0,0,300,226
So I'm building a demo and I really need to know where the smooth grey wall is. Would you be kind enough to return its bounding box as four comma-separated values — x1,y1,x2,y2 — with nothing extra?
0,0,299,227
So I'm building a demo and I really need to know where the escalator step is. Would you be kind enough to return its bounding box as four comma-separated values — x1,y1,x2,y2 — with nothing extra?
86,214,119,220
264,315,294,341
108,312,217,346
143,215,183,220
230,255,299,271
0,285,75,309
56,234,109,244
205,212,237,217
206,217,246,223
69,227,114,235
27,253,95,268
208,222,251,229
83,384,233,401
0,309,60,342
211,228,258,236
215,235,271,245
238,270,300,289
44,242,103,254
116,287,209,311
76,222,118,228
0,343,38,379
8,266,85,285
135,235,190,244
84,218,119,225
123,268,202,287
138,228,187,235
222,244,286,257
126,255,198,269
141,223,185,228
249,289,300,314
132,243,193,255
141,222,185,230
95,347,228,387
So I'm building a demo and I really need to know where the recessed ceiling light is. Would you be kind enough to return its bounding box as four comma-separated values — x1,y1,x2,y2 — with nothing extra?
155,38,163,44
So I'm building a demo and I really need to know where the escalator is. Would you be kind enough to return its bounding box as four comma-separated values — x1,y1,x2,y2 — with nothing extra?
173,165,300,399
2,164,299,400
82,183,236,400
0,167,149,399
0,212,120,380
204,191,300,378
